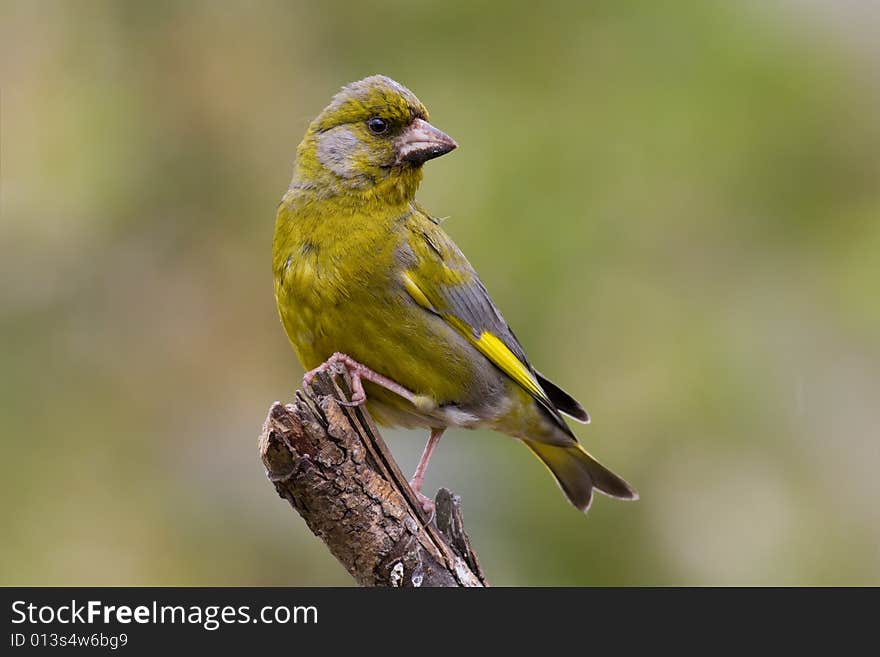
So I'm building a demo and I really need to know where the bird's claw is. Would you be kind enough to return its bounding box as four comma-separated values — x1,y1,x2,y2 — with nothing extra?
411,488,436,517
335,394,366,407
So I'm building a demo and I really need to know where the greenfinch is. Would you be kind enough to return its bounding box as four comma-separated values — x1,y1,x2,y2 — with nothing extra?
273,75,637,513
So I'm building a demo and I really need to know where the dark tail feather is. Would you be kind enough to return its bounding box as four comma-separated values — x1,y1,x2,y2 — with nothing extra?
535,371,590,423
523,440,638,513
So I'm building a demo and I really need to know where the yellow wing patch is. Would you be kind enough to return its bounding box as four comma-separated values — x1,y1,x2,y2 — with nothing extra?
401,272,434,311
469,331,550,404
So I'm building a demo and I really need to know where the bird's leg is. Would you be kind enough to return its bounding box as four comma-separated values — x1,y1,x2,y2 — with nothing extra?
304,353,440,514
409,428,445,514
303,352,417,407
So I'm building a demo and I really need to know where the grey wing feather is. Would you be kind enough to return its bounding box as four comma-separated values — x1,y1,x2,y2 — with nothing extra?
424,236,581,437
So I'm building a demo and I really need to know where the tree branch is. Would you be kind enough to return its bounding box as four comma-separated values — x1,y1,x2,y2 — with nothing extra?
258,369,487,587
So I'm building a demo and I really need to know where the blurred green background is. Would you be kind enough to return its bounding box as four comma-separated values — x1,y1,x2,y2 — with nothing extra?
2,0,879,586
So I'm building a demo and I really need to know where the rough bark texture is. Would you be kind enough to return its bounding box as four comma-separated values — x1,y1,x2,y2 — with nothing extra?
258,369,487,587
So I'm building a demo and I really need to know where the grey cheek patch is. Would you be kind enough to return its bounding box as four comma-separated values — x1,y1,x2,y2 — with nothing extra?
317,127,366,180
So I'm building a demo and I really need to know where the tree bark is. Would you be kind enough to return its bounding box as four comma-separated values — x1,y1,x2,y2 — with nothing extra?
258,369,487,587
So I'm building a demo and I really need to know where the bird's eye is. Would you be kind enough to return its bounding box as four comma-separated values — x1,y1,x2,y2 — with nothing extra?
367,117,389,135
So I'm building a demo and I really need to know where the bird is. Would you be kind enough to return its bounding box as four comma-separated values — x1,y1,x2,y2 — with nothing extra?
273,75,637,514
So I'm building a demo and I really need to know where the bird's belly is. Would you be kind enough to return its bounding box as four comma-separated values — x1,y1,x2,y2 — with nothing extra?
277,263,507,429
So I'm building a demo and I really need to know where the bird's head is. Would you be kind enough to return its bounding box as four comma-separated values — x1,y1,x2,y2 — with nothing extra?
293,76,457,204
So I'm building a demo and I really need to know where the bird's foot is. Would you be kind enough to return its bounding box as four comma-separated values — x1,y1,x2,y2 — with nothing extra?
302,352,417,407
410,484,436,516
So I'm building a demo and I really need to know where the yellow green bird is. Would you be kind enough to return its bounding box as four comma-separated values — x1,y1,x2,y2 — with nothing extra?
273,75,637,514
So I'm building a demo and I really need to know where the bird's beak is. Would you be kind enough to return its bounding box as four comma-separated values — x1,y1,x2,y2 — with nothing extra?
396,118,458,165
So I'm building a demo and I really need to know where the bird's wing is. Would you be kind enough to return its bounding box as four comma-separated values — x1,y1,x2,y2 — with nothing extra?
534,370,590,424
402,220,588,433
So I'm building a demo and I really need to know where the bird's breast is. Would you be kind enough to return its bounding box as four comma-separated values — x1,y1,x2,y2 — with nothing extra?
276,246,349,366
274,212,404,371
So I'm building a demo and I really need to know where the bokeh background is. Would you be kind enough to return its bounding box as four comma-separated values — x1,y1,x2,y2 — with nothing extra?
2,0,879,586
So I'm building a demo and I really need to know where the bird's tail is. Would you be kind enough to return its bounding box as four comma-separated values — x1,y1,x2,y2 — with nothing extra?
523,440,638,512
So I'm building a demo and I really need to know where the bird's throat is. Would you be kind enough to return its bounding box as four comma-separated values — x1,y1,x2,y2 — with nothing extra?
291,162,422,215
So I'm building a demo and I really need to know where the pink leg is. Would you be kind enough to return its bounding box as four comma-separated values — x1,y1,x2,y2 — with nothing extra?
303,352,417,407
409,428,445,514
